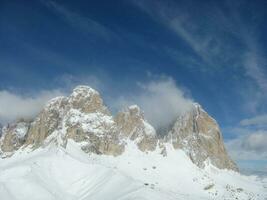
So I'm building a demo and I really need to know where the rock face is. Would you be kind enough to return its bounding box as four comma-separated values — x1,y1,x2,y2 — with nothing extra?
166,103,238,171
115,105,157,152
68,86,109,114
65,109,124,156
25,97,68,148
0,121,29,154
65,86,124,156
0,85,238,171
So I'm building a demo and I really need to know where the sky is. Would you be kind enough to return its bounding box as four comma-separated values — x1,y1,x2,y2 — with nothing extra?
0,0,267,175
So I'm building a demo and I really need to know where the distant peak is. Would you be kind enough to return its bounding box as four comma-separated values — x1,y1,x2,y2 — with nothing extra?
127,105,143,118
69,85,108,114
128,104,140,112
72,85,98,95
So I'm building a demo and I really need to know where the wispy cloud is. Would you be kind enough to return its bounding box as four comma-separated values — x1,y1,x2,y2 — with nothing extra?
131,0,242,69
132,0,267,113
240,114,267,127
244,51,267,91
40,0,117,41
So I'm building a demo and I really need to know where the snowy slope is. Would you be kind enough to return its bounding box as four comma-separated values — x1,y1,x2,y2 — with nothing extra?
0,140,266,200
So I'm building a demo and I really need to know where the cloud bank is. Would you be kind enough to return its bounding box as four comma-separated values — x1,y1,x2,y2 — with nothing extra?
226,131,267,161
0,90,64,124
242,131,267,153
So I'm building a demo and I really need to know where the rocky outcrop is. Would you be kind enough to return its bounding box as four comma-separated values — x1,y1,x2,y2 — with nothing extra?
64,86,125,155
0,85,238,171
0,121,30,153
115,105,157,151
25,97,68,148
166,103,238,171
68,86,109,114
65,109,124,156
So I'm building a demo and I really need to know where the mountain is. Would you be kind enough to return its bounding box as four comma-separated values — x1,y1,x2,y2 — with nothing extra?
0,85,266,200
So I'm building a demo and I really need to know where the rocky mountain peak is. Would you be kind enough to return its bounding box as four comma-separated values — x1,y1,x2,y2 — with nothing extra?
128,104,143,117
68,85,109,114
115,105,157,152
166,103,238,171
0,121,29,154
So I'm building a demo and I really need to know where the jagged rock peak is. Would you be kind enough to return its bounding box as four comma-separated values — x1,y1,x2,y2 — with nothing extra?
115,105,156,136
70,85,99,101
128,104,142,115
68,85,109,114
121,105,145,121
115,105,157,152
0,121,30,154
167,103,238,171
73,85,98,94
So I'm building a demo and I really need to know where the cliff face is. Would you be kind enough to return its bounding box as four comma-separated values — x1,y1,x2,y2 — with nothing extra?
166,103,238,171
115,105,157,152
0,121,29,154
0,85,238,171
25,96,68,148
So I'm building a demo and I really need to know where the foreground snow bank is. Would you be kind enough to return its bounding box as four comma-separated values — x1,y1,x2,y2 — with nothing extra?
0,141,266,200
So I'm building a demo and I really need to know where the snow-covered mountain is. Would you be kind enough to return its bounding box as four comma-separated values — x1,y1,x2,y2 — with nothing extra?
0,85,266,200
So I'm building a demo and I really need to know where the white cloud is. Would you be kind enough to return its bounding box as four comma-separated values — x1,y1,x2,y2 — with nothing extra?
240,114,267,126
0,90,64,124
242,131,267,152
113,77,194,129
226,131,267,161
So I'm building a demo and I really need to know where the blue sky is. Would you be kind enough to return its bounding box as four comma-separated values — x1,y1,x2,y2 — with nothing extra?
0,0,267,174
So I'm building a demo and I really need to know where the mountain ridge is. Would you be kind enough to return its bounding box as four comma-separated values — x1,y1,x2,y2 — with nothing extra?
0,85,237,171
